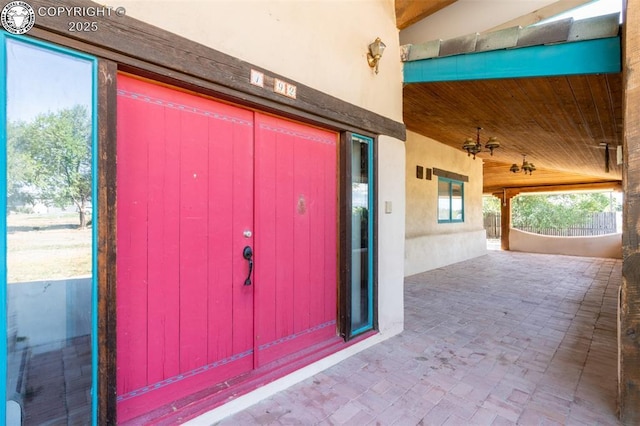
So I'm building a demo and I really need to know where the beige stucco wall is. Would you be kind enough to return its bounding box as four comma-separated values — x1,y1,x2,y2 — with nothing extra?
510,229,623,258
114,0,402,123
405,130,487,276
377,136,406,335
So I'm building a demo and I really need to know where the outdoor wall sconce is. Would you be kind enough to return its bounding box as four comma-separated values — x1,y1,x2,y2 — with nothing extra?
510,154,536,175
462,127,500,159
367,37,386,74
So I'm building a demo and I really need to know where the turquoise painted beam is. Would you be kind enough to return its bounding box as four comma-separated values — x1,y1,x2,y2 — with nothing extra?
404,36,621,83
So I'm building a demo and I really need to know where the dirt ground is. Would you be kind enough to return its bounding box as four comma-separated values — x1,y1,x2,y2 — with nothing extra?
6,212,92,283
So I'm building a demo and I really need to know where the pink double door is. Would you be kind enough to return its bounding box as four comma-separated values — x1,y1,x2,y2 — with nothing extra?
115,75,338,422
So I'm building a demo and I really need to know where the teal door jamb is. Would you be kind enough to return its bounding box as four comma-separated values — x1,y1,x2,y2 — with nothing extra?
350,133,375,337
0,32,99,426
404,36,621,84
0,30,7,426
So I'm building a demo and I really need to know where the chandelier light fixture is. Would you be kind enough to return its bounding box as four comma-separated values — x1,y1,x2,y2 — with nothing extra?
510,154,536,175
462,127,500,159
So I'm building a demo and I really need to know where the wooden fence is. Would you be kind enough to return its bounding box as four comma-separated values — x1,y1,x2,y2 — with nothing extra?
484,212,617,238
484,212,501,238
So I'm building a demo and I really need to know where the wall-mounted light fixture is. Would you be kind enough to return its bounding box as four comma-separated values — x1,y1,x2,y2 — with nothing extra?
462,127,500,159
367,37,386,74
510,154,536,175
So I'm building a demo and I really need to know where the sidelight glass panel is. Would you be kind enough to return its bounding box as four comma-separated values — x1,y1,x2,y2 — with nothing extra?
2,36,96,425
350,134,373,335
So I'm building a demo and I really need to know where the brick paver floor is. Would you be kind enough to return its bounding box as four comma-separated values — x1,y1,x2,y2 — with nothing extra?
23,335,92,425
219,251,621,425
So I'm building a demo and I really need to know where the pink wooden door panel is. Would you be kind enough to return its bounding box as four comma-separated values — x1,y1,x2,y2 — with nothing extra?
254,113,338,367
116,75,255,423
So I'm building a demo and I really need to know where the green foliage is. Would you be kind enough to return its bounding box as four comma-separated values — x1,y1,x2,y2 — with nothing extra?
483,196,501,214
7,121,37,209
511,193,617,229
8,105,92,227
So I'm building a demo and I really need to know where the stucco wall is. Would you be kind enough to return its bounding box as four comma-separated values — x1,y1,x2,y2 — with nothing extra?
115,0,402,123
405,130,487,276
377,136,406,335
510,229,623,258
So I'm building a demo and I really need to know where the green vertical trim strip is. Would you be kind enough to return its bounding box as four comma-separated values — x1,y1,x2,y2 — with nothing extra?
0,31,7,424
90,53,98,426
404,37,621,83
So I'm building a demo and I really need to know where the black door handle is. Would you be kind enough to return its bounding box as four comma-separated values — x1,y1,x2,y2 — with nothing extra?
243,246,253,286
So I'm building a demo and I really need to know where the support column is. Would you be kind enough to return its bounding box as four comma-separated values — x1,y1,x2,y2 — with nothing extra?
620,0,640,422
494,189,518,251
500,195,511,251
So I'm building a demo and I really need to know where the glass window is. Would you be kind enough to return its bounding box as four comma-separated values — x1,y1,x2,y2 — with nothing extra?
438,180,451,221
438,178,464,223
348,134,374,337
2,36,96,425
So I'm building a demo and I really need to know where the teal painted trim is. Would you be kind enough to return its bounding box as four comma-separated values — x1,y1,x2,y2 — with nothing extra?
0,33,98,425
350,134,374,337
404,36,621,83
367,135,374,329
90,54,98,426
0,31,7,425
437,177,464,224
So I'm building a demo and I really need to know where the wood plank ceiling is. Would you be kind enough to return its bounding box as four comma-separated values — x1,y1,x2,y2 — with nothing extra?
396,0,457,30
397,1,624,194
403,74,623,194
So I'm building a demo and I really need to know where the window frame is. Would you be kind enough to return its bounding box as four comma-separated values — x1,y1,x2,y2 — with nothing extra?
339,132,378,341
437,177,465,223
0,32,100,424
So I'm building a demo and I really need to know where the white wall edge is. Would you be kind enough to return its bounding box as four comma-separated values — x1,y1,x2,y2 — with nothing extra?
183,325,404,425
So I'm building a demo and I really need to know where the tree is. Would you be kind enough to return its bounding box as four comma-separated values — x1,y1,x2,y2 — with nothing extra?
10,105,92,228
6,121,37,211
511,192,617,230
482,196,501,214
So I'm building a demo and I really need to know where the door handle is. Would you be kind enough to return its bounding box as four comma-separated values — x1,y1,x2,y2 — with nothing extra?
243,246,253,286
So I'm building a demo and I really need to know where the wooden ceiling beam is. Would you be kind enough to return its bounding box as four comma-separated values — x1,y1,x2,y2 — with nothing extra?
396,0,457,30
487,181,622,197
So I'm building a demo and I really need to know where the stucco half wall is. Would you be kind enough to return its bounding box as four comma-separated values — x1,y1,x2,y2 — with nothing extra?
405,229,488,276
510,229,622,258
404,131,487,276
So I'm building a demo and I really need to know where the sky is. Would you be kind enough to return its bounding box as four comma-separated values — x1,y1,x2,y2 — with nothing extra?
6,38,93,123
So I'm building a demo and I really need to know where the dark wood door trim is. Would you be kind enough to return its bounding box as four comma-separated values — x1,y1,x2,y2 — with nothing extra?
97,59,117,426
26,0,405,141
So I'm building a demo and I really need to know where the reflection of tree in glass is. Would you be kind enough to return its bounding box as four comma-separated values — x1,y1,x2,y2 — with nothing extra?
8,105,92,228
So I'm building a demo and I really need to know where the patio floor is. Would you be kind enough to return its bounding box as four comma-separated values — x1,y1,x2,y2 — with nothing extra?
218,251,621,425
